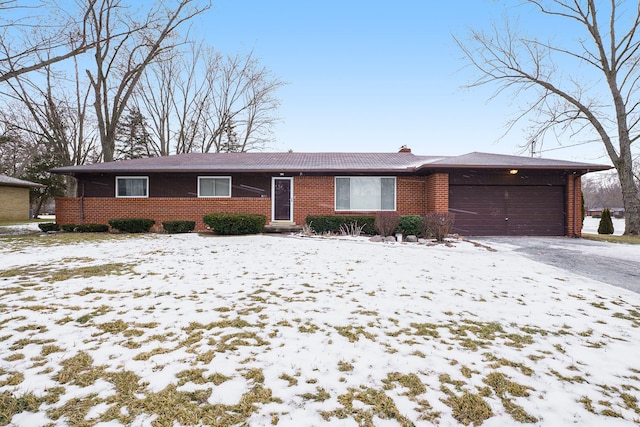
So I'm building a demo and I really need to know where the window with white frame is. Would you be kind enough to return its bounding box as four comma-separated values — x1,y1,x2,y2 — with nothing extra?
335,177,396,211
116,176,148,197
198,176,231,197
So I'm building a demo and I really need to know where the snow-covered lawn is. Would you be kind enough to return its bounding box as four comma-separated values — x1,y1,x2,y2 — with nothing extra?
1,231,639,426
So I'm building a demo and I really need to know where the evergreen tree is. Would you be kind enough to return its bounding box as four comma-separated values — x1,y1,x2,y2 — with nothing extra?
219,121,240,153
20,146,67,216
115,108,152,160
598,208,614,235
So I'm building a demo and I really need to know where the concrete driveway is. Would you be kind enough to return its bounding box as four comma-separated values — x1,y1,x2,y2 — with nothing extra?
476,236,640,293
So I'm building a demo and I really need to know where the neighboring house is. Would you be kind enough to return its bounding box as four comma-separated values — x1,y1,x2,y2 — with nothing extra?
0,175,44,221
50,149,610,236
586,207,625,218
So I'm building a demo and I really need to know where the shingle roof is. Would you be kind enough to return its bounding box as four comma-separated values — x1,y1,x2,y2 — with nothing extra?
50,151,611,174
0,174,44,188
422,152,611,170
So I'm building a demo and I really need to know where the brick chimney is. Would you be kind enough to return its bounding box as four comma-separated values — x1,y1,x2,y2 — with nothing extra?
398,146,411,153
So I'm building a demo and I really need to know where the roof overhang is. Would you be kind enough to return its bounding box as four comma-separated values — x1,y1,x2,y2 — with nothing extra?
50,151,613,176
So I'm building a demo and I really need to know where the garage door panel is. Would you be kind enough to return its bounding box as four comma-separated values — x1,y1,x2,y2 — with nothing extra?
449,185,565,236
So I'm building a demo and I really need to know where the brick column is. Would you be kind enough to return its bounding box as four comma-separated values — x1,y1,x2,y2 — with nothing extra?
426,173,449,213
567,174,582,237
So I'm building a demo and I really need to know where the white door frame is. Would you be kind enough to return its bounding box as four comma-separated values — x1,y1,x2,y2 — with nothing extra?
271,176,293,222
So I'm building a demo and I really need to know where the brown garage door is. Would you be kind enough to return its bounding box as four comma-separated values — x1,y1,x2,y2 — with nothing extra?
449,185,565,236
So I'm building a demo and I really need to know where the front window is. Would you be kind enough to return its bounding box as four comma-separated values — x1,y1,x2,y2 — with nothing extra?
335,177,396,211
198,176,231,197
116,176,148,197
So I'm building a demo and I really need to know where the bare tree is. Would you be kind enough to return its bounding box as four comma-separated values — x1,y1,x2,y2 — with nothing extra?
583,172,624,210
0,0,99,83
0,122,32,177
135,45,283,156
0,55,99,195
203,51,284,153
85,0,210,162
457,0,640,235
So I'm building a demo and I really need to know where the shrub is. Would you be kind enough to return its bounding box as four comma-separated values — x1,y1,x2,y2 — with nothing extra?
162,220,196,234
305,215,376,235
374,212,400,236
77,223,109,233
422,212,455,242
202,213,266,235
597,208,614,235
59,223,109,232
38,222,59,232
397,215,423,237
108,218,155,233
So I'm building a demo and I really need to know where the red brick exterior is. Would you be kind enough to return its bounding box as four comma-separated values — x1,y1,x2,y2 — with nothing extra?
293,176,334,224
567,174,582,237
55,197,271,232
292,175,434,225
55,171,582,236
425,173,449,213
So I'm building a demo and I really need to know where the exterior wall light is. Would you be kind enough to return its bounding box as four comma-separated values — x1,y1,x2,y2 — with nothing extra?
509,169,519,175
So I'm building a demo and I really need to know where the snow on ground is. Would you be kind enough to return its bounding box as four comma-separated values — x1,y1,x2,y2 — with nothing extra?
1,228,640,426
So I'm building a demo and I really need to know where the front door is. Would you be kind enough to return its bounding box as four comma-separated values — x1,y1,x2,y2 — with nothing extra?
272,177,293,222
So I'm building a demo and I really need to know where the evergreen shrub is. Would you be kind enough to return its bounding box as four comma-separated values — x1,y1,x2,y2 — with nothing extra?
162,220,196,234
305,215,376,235
60,224,77,232
108,218,155,233
59,223,109,232
374,212,400,236
202,213,265,235
38,222,59,232
77,223,109,232
597,208,614,235
397,215,423,237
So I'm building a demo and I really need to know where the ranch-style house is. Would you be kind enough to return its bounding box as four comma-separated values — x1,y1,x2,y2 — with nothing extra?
51,149,610,236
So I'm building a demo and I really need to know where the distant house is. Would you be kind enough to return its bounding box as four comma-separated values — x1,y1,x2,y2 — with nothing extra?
0,175,44,221
586,207,625,218
51,149,610,236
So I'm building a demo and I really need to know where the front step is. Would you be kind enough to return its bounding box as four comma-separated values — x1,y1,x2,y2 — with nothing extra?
263,222,303,233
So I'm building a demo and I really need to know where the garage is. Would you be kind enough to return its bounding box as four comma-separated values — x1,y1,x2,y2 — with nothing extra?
449,185,565,236
448,176,566,236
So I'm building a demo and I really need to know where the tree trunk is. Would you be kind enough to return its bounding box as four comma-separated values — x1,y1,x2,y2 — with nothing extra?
616,154,640,236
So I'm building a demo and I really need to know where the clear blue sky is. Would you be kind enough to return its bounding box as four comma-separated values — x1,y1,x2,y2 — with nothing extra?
199,1,610,162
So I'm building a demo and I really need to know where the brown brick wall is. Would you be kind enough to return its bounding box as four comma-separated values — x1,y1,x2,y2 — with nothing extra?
0,186,30,221
55,197,271,232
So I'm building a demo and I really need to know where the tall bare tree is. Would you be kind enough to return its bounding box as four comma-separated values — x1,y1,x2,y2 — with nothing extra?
0,56,99,195
202,51,284,153
85,0,210,162
457,0,640,235
0,0,98,83
583,171,624,210
135,45,284,156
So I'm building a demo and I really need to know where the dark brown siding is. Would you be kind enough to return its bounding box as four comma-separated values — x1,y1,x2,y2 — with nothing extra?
76,173,271,198
449,185,565,236
448,170,566,186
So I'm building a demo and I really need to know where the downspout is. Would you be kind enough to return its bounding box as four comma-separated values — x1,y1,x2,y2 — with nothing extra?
80,180,85,225
573,174,577,237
